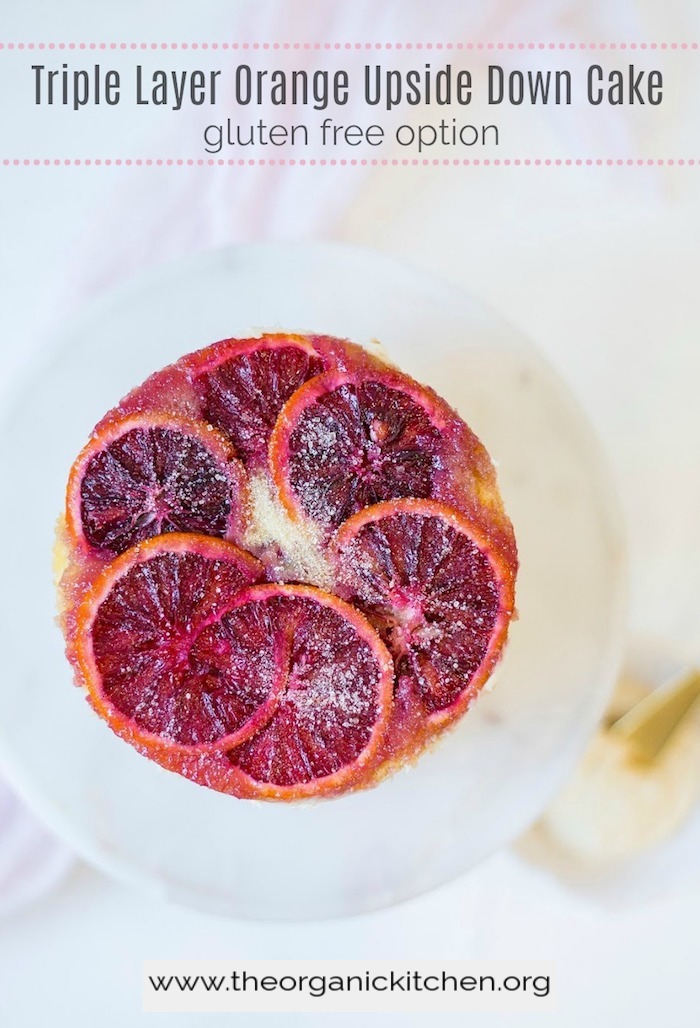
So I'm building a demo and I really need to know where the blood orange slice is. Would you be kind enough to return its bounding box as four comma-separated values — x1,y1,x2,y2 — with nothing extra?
333,499,516,724
217,584,394,799
188,334,326,466
74,534,270,753
67,413,247,557
270,369,452,531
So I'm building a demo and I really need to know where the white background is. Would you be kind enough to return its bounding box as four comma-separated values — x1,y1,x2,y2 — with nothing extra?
1,2,700,1026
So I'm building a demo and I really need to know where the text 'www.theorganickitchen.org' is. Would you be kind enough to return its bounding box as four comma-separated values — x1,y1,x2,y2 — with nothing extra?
143,960,555,1013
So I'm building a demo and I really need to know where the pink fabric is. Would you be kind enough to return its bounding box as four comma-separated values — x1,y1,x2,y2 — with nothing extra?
0,784,72,917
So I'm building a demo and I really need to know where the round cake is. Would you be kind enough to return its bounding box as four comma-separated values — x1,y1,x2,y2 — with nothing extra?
56,333,518,801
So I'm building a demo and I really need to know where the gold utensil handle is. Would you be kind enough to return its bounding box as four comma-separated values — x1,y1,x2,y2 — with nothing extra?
609,668,700,764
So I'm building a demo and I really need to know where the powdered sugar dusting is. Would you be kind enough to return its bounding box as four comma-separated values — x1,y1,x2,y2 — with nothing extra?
243,471,333,588
224,590,385,787
336,506,505,716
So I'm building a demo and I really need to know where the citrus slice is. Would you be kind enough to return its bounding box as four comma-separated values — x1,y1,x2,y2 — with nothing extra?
217,584,394,799
270,369,453,531
75,534,270,753
188,334,326,466
67,413,247,557
333,499,515,724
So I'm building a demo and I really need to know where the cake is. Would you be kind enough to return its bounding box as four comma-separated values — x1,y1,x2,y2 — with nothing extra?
56,333,517,800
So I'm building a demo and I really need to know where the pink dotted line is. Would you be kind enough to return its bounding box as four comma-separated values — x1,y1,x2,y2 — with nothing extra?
2,158,696,167
0,42,698,51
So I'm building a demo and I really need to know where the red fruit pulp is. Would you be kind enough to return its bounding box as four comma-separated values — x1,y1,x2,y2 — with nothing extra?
334,501,514,719
223,585,392,791
274,374,445,529
87,539,266,749
192,340,325,466
78,423,241,555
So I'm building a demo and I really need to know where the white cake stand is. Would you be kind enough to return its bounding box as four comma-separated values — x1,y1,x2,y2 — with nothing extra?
0,243,626,920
